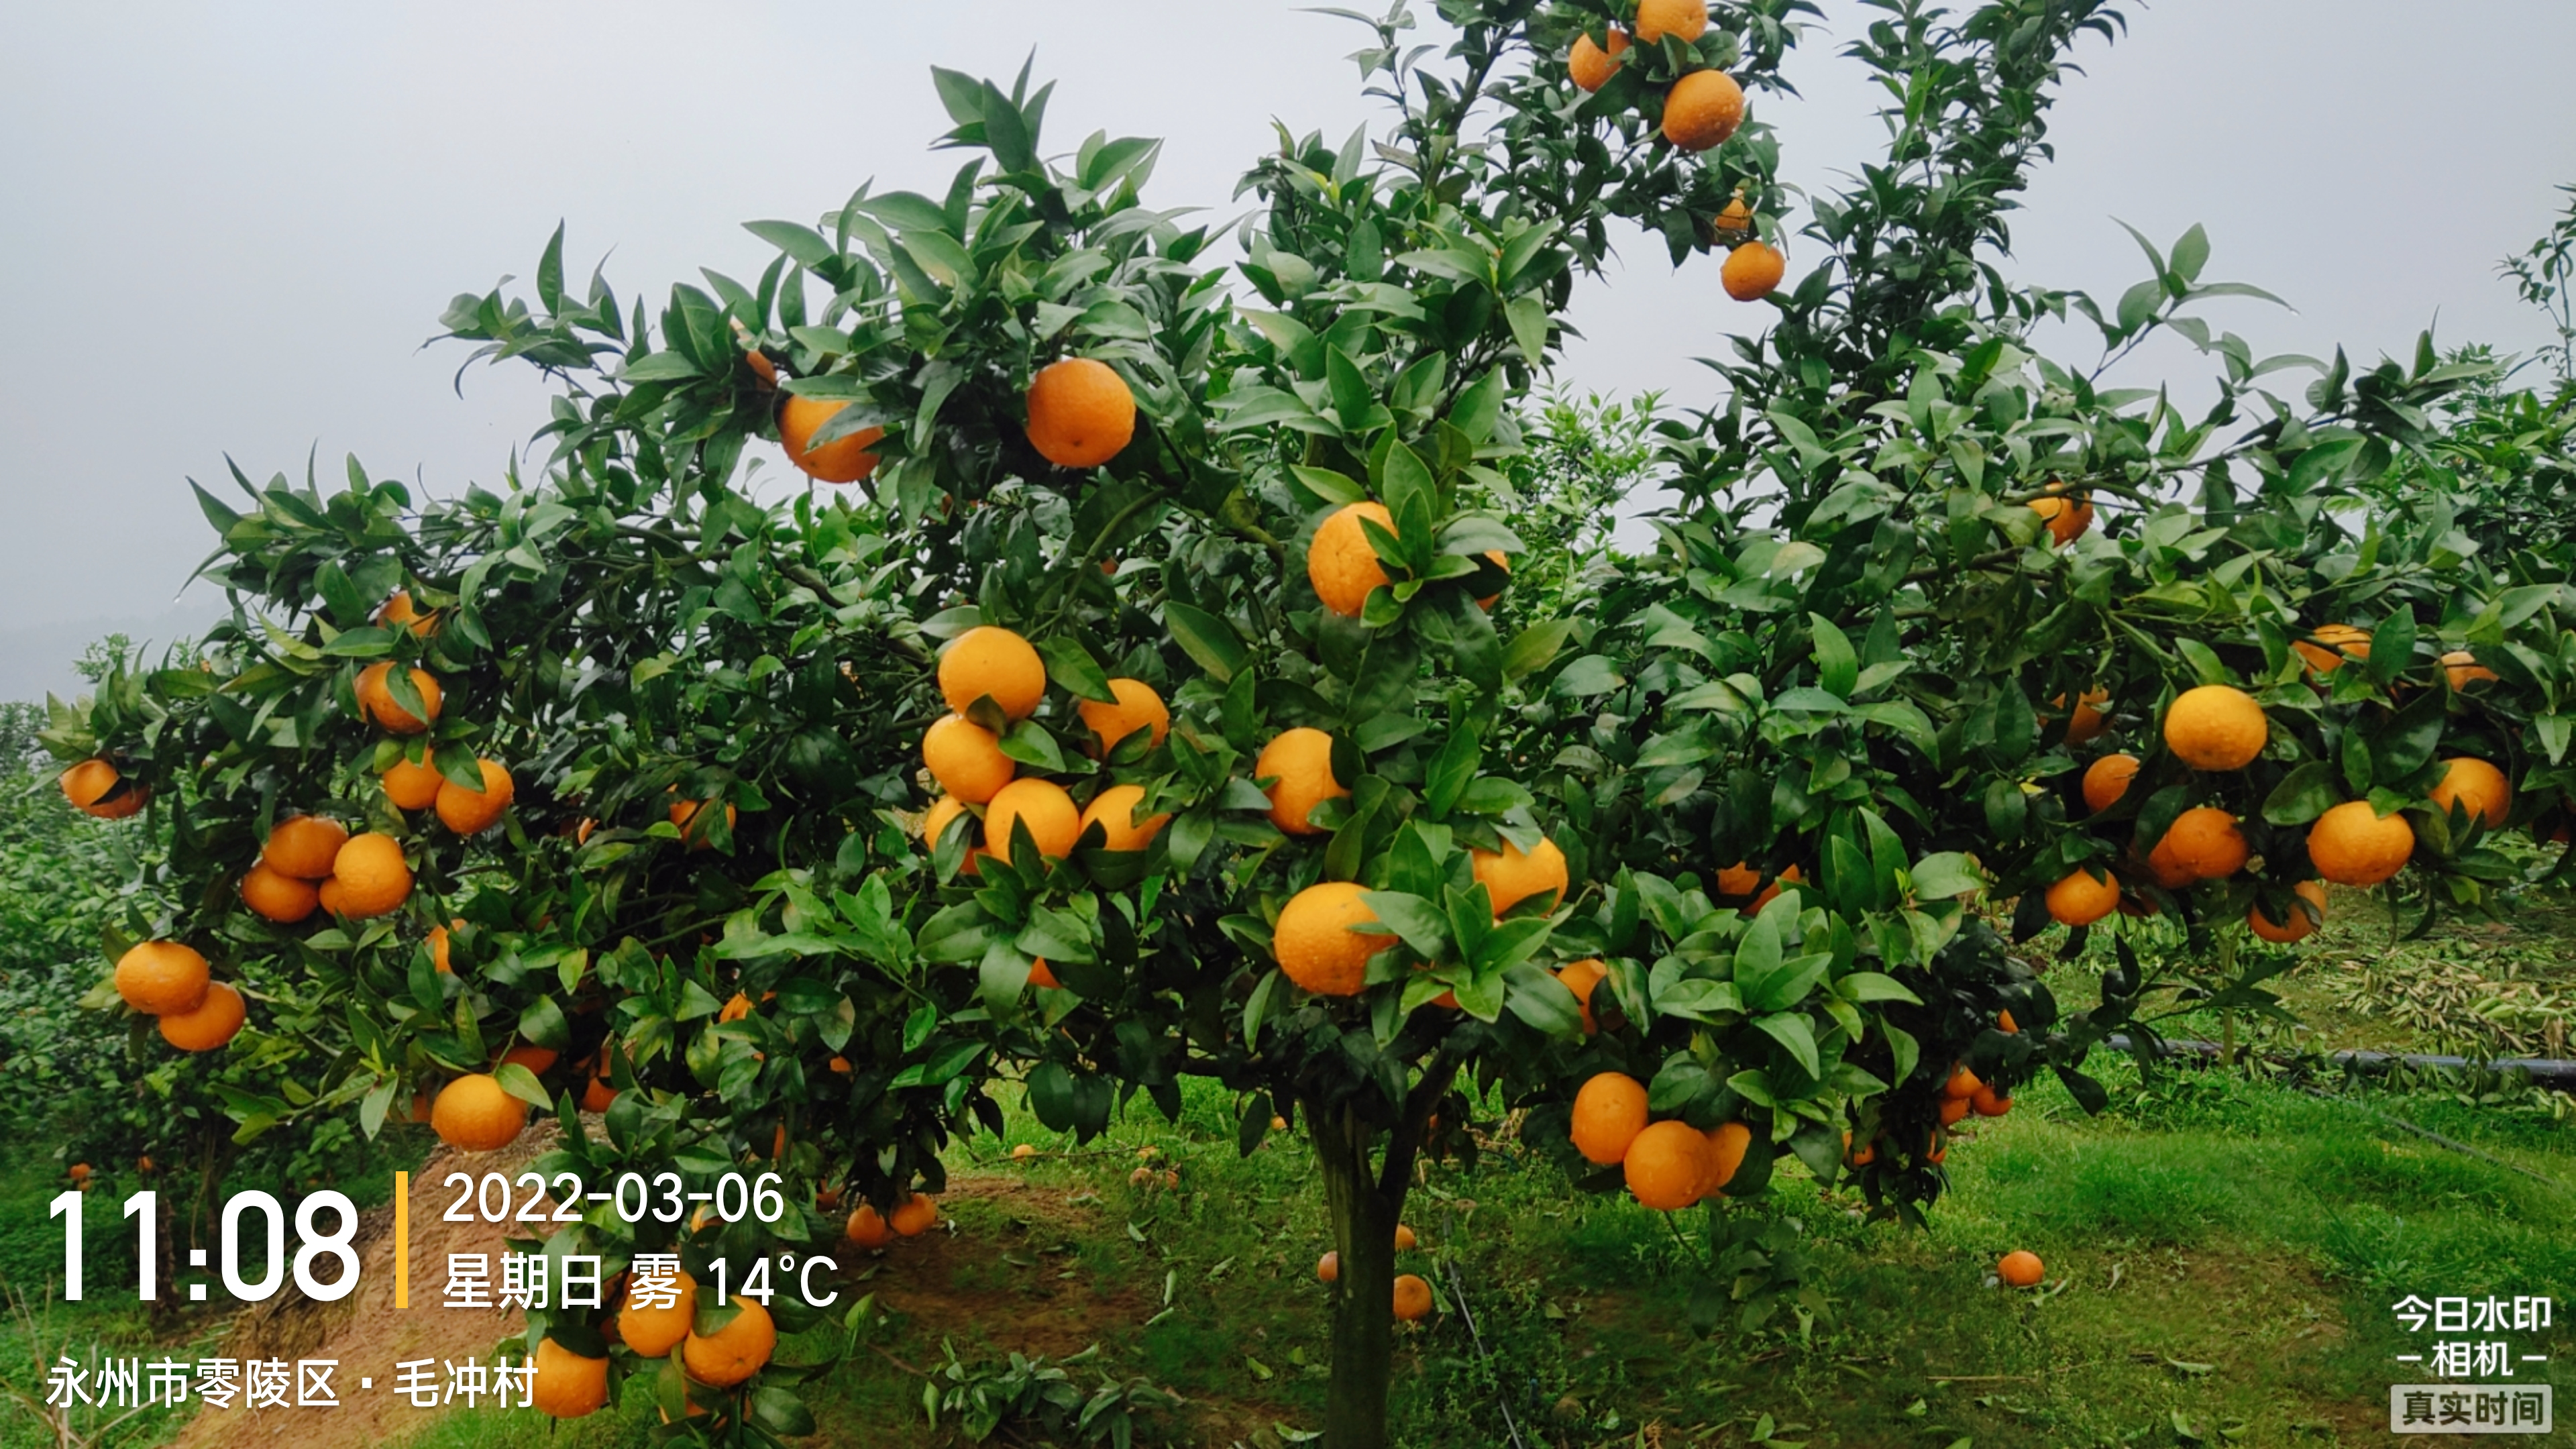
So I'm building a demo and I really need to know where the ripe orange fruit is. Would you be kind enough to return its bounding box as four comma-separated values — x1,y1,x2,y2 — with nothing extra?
1944,1064,1983,1100
1570,1071,1650,1165
777,395,884,483
434,758,515,835
582,1075,617,1112
1080,784,1169,852
1473,549,1511,610
531,1337,610,1419
2292,623,2371,676
430,1073,526,1152
1998,1250,2043,1287
1715,861,1762,897
1079,677,1169,756
331,833,413,918
846,1204,893,1249
2058,686,2112,743
2307,800,2414,887
669,796,739,849
1700,1120,1752,1199
1255,727,1350,835
1024,358,1136,468
60,759,147,820
1316,1251,1339,1283
160,981,246,1051
2043,867,2118,926
1470,835,1569,914
378,590,438,637
1274,881,1395,996
1720,239,1784,300
1970,1085,2010,1117
2428,757,2510,828
1843,1131,1876,1167
2248,879,2328,943
498,1044,558,1076
1635,0,1707,42
2081,753,2139,813
429,922,459,973
1998,1010,2020,1034
2440,650,2499,690
241,863,319,924
381,749,445,810
1308,501,1397,617
983,778,1081,865
1026,957,1061,988
2028,493,2093,545
1624,1120,1709,1210
923,794,974,849
890,1193,939,1236
1709,196,1756,239
317,878,347,916
923,714,1016,803
1567,27,1629,91
2162,685,2268,770
1392,1273,1434,1322
1394,1223,1417,1250
1939,1095,1972,1126
682,1297,776,1388
1747,863,1805,913
116,941,211,1015
262,815,349,880
939,625,1046,720
718,992,753,1023
355,662,442,734
617,1270,698,1357
1662,70,1746,152
2147,806,2248,884
1554,958,1607,1034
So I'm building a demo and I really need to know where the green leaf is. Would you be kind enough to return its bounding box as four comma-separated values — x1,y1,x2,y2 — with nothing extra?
1163,602,1247,683
1036,636,1118,704
1754,1012,1823,1082
1504,294,1550,363
1907,852,1984,900
1809,613,1858,698
1503,621,1578,681
1357,891,1448,960
2261,761,2342,826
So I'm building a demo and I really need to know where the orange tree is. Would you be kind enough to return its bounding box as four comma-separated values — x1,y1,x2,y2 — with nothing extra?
50,1,2576,1446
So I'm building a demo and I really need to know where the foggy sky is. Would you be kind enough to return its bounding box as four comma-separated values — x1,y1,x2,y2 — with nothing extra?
4,1,2571,700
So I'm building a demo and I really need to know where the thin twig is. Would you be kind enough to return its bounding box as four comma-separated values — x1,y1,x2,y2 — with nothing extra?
1442,1261,1528,1449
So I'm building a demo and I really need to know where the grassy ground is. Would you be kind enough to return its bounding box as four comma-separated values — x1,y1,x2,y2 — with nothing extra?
9,1053,2562,1449
3,883,2569,1447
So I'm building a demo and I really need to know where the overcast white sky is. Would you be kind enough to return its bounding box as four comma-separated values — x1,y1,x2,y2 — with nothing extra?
4,1,2572,698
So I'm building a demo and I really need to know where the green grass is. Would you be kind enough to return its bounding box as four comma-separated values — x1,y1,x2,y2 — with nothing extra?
1,1061,2567,1448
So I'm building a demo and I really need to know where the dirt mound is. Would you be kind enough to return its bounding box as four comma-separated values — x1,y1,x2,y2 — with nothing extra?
173,1128,551,1448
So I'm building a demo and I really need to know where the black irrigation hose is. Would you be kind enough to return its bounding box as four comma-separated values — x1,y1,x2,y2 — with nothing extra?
2100,1034,2568,1188
2104,1033,2576,1087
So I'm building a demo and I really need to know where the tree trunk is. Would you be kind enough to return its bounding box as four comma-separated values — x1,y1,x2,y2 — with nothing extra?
1311,1100,1402,1449
1305,1055,1454,1449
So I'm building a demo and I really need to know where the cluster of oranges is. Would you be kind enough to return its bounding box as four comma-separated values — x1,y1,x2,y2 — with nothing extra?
1271,833,1571,1001
1564,2,1782,303
527,1269,778,1421
777,355,1138,486
2045,630,2518,937
110,941,244,1052
844,1191,941,1248
1316,1223,1436,1322
1568,1071,1752,1210
1848,1017,2020,1169
916,624,1171,885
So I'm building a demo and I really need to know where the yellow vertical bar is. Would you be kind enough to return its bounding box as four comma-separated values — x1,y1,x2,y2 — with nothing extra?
393,1171,409,1309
